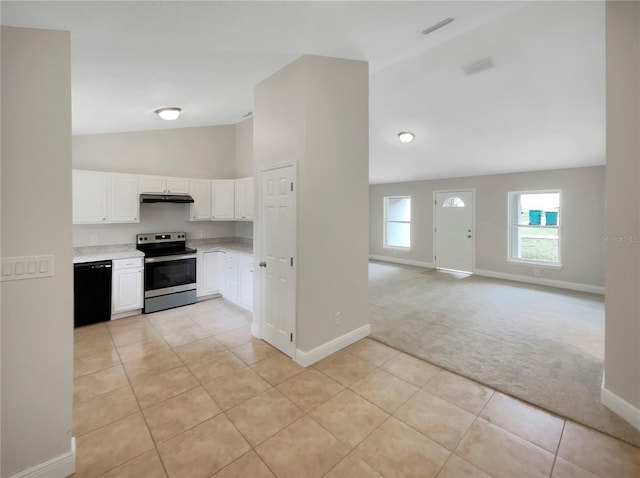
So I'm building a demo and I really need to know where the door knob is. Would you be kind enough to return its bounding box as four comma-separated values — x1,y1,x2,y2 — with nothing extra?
259,261,267,268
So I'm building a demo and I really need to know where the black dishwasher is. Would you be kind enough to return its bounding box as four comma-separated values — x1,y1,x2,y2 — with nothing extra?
74,260,112,328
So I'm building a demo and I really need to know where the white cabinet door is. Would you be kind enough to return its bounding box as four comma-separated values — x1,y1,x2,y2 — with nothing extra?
72,170,110,224
140,175,190,194
166,177,190,194
189,179,212,221
238,254,253,311
199,251,225,296
111,173,139,223
112,258,143,314
212,180,235,220
139,175,166,193
235,177,254,220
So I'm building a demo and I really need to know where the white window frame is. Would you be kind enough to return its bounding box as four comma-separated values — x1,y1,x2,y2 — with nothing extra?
383,195,411,250
507,190,562,268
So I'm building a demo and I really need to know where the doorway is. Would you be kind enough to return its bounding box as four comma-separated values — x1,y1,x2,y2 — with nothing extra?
434,190,474,273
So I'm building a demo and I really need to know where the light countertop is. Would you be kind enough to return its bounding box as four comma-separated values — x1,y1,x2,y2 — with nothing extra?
73,245,144,264
73,240,253,264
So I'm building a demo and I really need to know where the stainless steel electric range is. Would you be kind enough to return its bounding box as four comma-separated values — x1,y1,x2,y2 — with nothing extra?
136,232,197,313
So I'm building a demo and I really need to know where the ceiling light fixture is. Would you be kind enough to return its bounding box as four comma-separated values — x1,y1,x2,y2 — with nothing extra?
421,17,455,36
155,107,181,121
398,132,415,143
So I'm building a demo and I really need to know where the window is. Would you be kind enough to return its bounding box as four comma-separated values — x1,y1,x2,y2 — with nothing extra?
508,191,560,265
384,196,411,248
442,196,465,208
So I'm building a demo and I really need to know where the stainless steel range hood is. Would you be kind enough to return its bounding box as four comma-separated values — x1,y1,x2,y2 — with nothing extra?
140,194,194,204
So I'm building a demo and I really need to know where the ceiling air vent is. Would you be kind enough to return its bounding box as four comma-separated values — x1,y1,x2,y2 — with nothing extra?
463,58,495,76
421,17,454,36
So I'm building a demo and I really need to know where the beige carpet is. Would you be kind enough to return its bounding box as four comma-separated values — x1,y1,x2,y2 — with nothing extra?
369,260,640,447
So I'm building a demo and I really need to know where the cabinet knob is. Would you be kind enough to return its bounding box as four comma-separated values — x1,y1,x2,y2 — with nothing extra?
259,261,267,268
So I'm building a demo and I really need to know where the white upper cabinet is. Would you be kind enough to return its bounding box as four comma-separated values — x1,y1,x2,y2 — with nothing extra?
139,175,189,194
111,173,139,223
73,170,140,224
234,177,254,220
72,170,110,224
188,179,212,221
212,180,235,220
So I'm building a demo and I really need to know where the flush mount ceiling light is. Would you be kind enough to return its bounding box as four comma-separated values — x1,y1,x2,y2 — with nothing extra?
398,132,415,143
421,17,455,36
155,107,181,121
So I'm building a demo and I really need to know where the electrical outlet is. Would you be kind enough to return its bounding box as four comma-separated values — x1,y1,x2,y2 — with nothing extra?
89,235,98,245
198,231,205,238
334,312,341,326
533,268,541,277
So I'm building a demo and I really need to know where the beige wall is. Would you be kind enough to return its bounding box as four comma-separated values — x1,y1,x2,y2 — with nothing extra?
73,125,236,178
254,55,370,352
1,26,74,477
370,166,605,288
603,1,640,414
235,117,253,178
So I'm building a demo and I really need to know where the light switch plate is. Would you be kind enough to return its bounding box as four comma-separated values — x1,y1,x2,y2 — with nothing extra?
1,255,54,281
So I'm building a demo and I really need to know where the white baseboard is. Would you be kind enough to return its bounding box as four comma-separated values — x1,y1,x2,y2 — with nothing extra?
10,437,76,478
369,255,434,269
251,321,261,339
111,309,142,320
295,324,371,367
474,269,604,295
601,387,640,431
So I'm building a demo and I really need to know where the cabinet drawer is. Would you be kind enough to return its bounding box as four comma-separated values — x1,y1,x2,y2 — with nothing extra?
113,257,143,270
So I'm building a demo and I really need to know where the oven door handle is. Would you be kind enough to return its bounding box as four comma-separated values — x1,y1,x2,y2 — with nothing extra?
144,254,196,263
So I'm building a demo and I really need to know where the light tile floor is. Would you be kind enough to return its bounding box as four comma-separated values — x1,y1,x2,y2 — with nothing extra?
72,298,640,478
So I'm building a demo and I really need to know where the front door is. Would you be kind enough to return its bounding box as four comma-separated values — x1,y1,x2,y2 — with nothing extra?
261,165,296,357
434,190,474,273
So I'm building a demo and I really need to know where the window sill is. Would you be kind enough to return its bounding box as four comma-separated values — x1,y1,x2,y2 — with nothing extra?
383,245,411,251
507,258,563,270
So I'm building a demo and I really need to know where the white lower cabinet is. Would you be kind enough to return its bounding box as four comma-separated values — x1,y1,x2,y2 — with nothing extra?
197,249,252,311
112,257,143,316
238,254,254,311
198,250,225,297
225,253,239,301
224,252,253,311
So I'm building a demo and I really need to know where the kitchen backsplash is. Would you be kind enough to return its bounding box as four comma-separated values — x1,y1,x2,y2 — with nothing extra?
73,202,253,247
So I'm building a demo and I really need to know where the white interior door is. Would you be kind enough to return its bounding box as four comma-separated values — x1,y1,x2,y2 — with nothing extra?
261,165,295,357
434,190,474,273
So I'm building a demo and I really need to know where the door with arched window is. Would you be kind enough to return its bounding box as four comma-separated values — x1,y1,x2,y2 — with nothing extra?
434,190,474,272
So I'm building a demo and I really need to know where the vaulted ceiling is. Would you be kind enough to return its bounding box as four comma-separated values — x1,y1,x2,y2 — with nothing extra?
1,1,605,184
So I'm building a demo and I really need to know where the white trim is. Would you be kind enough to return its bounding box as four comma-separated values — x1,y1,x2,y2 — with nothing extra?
369,255,434,269
294,324,371,367
9,437,76,478
474,268,604,294
601,387,640,431
110,309,142,320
